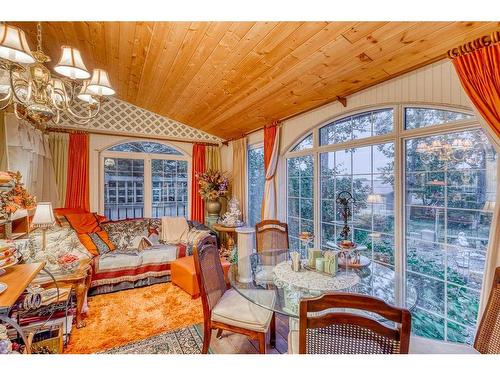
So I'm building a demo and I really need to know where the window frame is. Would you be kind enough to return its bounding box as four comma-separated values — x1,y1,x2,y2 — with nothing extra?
284,103,492,344
99,140,191,219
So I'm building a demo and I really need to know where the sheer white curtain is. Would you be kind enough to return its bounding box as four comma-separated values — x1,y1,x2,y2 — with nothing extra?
5,113,59,205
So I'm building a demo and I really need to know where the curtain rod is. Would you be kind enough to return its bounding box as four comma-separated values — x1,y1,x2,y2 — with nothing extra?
221,120,283,146
46,126,221,146
448,30,500,59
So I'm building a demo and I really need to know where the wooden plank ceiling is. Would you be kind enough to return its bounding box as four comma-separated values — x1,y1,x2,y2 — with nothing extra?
10,21,500,140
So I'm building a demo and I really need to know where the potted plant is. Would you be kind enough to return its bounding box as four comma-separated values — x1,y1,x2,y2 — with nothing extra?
195,170,229,216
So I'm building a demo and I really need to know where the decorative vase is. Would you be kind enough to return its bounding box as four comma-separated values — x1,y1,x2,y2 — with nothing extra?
206,198,221,216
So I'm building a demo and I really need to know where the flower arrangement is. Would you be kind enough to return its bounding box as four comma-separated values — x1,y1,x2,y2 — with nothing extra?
195,170,229,200
0,171,36,219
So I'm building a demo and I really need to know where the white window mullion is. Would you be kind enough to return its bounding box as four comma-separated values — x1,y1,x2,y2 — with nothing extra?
144,156,152,218
313,151,320,248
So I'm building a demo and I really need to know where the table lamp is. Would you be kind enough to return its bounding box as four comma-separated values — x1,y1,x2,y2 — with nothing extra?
32,202,55,251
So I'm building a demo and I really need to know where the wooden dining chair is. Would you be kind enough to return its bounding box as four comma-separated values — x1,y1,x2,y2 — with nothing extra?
193,237,276,354
255,220,289,252
288,293,411,354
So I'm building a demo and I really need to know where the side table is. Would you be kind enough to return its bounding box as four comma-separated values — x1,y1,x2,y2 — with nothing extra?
33,260,92,329
212,224,239,258
0,262,46,354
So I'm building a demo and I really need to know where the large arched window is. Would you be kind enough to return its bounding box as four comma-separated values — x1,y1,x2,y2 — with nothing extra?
285,105,497,346
101,141,189,220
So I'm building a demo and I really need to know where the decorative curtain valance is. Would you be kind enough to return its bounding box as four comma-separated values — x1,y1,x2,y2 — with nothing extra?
261,121,280,220
191,143,206,223
448,30,500,318
5,113,58,204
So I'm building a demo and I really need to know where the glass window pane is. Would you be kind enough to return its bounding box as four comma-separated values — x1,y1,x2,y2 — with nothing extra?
320,142,396,295
405,107,474,129
291,134,313,151
151,159,188,218
247,147,265,227
104,158,144,220
404,128,497,344
287,155,314,256
319,109,393,146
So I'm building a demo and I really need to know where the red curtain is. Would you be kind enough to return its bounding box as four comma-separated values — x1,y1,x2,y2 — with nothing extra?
452,43,500,139
264,121,278,171
65,133,90,211
191,143,206,223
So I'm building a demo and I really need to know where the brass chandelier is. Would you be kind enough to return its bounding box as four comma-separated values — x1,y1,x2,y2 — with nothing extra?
0,22,115,126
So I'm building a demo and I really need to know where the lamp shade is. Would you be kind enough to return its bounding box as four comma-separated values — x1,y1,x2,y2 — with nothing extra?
32,202,55,228
86,69,115,96
77,80,98,104
367,194,383,204
54,46,90,79
0,24,35,64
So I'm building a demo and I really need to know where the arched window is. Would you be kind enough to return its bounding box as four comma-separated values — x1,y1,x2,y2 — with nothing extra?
286,105,497,346
101,141,189,220
107,141,183,155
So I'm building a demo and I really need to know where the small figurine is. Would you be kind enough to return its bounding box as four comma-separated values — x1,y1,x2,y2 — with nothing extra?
218,197,244,227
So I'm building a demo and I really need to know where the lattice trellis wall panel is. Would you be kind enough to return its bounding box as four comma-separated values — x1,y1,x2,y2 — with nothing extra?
56,97,222,143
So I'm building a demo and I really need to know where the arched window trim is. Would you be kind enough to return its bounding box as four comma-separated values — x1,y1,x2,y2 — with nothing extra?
285,103,477,157
102,139,188,159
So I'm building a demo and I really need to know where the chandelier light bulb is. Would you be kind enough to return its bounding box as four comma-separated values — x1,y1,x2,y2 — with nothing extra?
77,81,98,104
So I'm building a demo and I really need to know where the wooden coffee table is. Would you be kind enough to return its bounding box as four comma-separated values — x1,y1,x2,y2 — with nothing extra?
33,260,92,329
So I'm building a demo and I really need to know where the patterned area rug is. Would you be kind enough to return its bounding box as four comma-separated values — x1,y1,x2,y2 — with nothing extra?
100,325,204,354
64,283,203,353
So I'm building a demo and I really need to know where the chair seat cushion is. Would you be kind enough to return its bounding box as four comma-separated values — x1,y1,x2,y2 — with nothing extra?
288,330,299,354
212,289,274,333
409,336,479,354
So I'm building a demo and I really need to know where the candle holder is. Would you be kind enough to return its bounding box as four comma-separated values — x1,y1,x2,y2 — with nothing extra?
336,191,355,247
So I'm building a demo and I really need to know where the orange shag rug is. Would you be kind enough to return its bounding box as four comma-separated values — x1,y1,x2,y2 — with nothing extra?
64,283,203,354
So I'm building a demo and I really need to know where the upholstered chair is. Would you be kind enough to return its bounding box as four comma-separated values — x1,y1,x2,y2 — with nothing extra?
410,266,500,354
193,238,276,354
255,220,289,252
288,293,412,354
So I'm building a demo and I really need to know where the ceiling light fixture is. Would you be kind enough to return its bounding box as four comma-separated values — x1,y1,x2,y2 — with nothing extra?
0,22,115,126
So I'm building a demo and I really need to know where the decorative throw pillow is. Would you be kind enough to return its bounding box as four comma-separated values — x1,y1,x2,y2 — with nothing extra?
88,232,112,255
53,208,87,227
65,213,101,234
79,230,116,256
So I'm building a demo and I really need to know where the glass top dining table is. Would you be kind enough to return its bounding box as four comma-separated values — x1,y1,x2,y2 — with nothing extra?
228,249,418,319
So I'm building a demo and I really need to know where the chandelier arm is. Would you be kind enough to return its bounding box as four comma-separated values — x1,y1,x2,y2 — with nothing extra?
64,100,101,122
0,90,12,109
13,103,25,120
8,67,29,105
